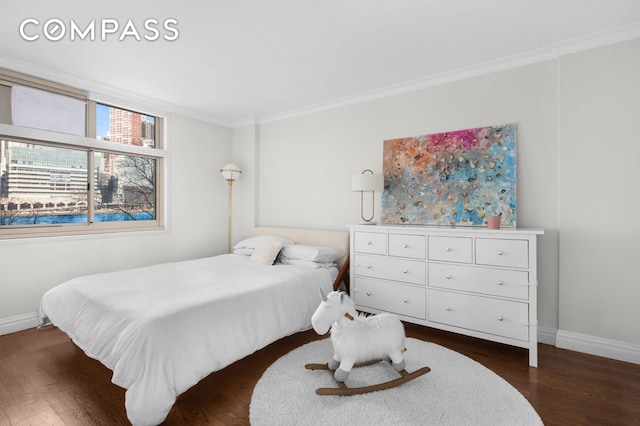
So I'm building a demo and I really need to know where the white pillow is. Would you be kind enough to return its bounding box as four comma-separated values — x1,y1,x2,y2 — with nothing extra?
233,235,295,251
233,247,253,256
250,241,283,265
280,244,343,263
279,258,336,269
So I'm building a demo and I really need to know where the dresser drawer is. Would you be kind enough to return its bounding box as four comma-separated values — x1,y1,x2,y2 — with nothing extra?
428,263,529,300
354,254,426,285
355,277,426,320
428,236,472,263
428,289,529,341
476,239,528,268
354,231,387,255
389,234,426,259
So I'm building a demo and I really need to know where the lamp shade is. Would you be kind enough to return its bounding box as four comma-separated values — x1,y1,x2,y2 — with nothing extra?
352,172,383,192
220,163,241,181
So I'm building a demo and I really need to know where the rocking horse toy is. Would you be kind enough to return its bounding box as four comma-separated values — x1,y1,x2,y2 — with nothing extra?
305,289,430,396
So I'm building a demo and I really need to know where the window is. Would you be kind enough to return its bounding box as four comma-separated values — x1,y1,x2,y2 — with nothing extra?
92,151,157,221
11,85,86,136
96,103,156,148
0,68,165,239
0,140,88,226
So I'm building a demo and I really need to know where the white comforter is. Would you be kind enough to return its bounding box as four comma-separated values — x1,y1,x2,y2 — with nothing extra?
40,254,333,426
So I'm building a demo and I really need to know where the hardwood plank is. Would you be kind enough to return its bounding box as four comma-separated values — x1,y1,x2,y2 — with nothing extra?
0,324,639,425
0,334,64,425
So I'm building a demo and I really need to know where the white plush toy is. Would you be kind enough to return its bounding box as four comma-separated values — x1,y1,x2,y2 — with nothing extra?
311,289,406,382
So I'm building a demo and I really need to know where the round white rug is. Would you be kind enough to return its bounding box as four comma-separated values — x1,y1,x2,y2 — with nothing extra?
250,337,543,426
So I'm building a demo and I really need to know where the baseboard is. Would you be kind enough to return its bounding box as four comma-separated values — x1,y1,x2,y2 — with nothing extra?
0,311,39,336
537,325,557,346
556,329,640,365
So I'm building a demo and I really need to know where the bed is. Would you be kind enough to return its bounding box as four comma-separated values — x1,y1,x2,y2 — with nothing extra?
38,227,349,426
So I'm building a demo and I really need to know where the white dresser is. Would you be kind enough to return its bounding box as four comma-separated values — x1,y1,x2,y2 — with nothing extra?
349,224,544,367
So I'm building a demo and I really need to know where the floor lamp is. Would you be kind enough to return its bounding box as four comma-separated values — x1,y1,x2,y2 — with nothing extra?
220,163,241,253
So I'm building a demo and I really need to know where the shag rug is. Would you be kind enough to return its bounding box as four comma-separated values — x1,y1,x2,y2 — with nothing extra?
250,337,543,426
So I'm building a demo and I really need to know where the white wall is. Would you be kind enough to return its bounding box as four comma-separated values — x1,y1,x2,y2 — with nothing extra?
254,60,560,334
558,39,640,348
231,121,258,244
167,114,233,255
247,39,640,362
0,113,232,330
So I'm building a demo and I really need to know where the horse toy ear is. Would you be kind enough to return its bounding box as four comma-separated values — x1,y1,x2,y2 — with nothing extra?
318,287,328,302
339,292,347,304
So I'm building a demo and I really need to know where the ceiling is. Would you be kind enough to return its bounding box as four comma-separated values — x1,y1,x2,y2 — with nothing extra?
1,0,640,127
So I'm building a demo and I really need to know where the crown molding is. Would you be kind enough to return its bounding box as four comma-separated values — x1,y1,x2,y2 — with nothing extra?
551,21,640,56
249,23,640,126
0,54,232,128
231,116,260,129
4,21,639,130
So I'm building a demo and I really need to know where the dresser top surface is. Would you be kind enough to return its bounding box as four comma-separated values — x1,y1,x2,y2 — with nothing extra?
348,224,544,235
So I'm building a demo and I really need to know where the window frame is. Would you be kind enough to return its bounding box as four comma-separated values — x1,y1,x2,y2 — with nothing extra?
0,71,167,241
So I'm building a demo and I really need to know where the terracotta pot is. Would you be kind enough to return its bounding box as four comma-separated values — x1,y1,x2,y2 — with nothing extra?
487,215,501,229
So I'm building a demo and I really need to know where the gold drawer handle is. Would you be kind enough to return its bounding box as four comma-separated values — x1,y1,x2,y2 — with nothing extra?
366,265,372,269
403,299,409,304
497,250,504,256
445,274,452,280
402,269,408,274
497,280,504,286
367,241,373,245
445,306,452,311
497,316,504,321
366,292,372,296
403,244,409,248
445,247,452,252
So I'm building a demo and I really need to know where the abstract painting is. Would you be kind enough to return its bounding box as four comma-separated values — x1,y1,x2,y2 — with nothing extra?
381,123,517,227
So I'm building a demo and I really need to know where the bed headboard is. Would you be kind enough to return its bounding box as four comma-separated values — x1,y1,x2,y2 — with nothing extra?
253,226,349,271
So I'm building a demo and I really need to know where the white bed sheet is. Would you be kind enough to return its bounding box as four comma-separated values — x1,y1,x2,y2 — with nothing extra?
40,254,333,426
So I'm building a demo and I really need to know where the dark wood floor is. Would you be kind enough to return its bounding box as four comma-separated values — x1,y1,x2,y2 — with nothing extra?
1,323,639,425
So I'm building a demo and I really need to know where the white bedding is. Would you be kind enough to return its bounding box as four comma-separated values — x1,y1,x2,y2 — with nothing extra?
40,254,333,426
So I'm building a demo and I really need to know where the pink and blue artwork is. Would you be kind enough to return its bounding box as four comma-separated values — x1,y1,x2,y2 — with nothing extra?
381,123,517,227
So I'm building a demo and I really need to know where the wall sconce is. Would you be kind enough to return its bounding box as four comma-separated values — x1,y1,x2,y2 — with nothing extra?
352,169,384,225
220,163,241,253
